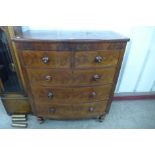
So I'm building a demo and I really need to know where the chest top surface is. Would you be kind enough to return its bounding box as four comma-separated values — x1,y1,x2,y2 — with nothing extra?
12,30,130,42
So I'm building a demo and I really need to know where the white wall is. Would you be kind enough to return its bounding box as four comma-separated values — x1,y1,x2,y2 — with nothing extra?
25,26,155,93
116,27,155,93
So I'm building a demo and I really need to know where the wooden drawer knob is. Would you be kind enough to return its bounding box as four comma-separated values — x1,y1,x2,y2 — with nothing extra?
89,107,94,112
95,55,103,63
45,75,52,81
42,56,49,64
49,108,56,113
93,74,101,81
48,92,54,99
91,91,96,98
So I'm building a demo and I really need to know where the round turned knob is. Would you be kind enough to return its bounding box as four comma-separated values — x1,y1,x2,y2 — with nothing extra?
48,92,54,99
95,55,103,63
16,36,20,39
93,74,101,81
42,56,49,64
45,75,52,81
91,91,97,98
89,107,94,112
49,108,56,113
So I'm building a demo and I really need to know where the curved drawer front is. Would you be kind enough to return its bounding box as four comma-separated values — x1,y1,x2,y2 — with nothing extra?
75,50,119,68
22,50,71,68
27,67,116,86
31,85,112,104
35,101,107,119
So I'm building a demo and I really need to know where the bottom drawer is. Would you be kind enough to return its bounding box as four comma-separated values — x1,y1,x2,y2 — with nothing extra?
35,101,107,119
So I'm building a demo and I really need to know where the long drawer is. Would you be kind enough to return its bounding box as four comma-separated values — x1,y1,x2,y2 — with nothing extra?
27,67,116,86
31,85,112,105
35,101,107,119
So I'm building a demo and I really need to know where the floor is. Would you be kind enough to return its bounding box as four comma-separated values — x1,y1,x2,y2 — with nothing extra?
0,99,155,129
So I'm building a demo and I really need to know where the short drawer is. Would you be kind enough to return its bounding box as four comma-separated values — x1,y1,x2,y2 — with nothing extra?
31,85,112,104
75,50,119,68
27,67,116,86
22,50,71,68
35,101,107,119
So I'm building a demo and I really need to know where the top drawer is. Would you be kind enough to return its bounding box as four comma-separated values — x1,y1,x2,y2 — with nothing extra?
75,50,120,68
22,50,71,68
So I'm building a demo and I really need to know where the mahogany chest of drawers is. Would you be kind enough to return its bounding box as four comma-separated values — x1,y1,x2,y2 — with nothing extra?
13,30,129,121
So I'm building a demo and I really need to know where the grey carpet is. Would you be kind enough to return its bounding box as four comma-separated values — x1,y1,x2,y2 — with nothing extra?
0,99,155,129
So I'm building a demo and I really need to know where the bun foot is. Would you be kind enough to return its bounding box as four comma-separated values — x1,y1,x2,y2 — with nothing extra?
98,114,106,122
37,116,44,124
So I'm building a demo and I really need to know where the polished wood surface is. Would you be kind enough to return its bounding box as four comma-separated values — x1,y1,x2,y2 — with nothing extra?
1,93,31,115
12,30,130,42
36,101,107,119
27,67,116,86
22,50,119,69
1,28,129,118
15,42,127,51
74,50,119,68
31,85,112,105
12,30,129,120
22,50,71,68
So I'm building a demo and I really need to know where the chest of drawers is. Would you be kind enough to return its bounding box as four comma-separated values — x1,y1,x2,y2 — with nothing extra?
13,30,129,121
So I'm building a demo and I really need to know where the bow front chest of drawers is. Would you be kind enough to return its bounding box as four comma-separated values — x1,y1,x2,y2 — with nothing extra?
12,30,129,121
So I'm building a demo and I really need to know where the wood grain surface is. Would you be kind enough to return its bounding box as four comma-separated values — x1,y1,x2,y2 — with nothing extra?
74,50,119,68
22,50,71,68
31,85,112,105
35,101,107,119
12,31,129,119
27,67,116,86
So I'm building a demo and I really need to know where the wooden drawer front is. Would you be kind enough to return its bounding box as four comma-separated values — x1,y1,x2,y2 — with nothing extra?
75,51,119,68
35,101,107,119
31,85,112,104
73,68,116,85
22,50,71,68
27,67,116,86
27,69,73,86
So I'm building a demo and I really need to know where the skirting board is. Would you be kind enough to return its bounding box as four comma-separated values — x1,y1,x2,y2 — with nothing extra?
113,92,155,101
